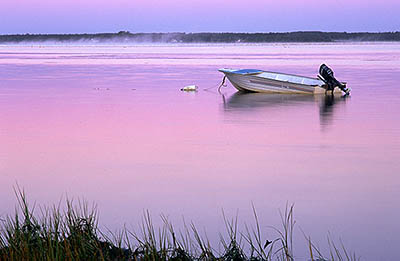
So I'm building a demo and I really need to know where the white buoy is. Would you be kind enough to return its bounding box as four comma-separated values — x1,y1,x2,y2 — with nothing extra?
181,85,198,91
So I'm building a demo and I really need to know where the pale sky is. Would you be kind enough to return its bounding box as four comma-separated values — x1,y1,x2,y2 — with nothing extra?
1,0,399,33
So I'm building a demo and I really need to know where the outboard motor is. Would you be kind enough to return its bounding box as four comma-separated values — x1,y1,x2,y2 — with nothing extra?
319,64,350,95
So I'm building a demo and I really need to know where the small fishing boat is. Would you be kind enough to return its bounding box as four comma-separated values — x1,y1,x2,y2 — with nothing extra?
218,64,350,95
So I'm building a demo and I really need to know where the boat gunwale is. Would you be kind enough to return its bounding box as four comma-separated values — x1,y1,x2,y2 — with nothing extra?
219,68,322,82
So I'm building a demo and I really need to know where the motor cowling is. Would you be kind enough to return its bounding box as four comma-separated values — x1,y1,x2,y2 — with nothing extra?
319,64,350,95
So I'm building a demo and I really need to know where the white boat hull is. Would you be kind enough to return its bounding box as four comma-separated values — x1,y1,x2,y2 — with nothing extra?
219,68,340,94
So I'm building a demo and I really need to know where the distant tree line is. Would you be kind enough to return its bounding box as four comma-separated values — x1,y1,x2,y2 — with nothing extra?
0,31,399,43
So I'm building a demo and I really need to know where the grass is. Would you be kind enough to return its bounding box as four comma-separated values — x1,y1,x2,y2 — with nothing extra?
0,187,359,261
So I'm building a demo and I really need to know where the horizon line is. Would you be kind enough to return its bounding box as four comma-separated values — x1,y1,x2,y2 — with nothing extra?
2,30,400,36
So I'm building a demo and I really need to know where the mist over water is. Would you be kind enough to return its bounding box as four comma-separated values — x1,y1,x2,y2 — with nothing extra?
0,43,399,260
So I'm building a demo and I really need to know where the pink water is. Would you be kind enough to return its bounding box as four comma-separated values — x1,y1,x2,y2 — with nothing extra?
1,43,399,260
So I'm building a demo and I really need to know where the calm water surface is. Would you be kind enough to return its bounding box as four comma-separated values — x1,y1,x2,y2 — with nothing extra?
0,43,399,260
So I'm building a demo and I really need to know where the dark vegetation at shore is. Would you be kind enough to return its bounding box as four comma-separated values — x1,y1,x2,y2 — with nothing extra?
0,188,359,261
0,31,399,44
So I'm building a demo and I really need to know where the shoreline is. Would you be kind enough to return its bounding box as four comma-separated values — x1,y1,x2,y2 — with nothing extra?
1,31,399,45
1,41,400,48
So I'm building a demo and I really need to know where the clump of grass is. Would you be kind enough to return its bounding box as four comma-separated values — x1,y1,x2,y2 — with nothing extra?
0,187,359,260
306,233,360,261
0,187,130,261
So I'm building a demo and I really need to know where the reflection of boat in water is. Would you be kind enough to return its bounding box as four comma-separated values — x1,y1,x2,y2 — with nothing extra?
222,92,347,127
319,94,347,127
223,92,316,110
